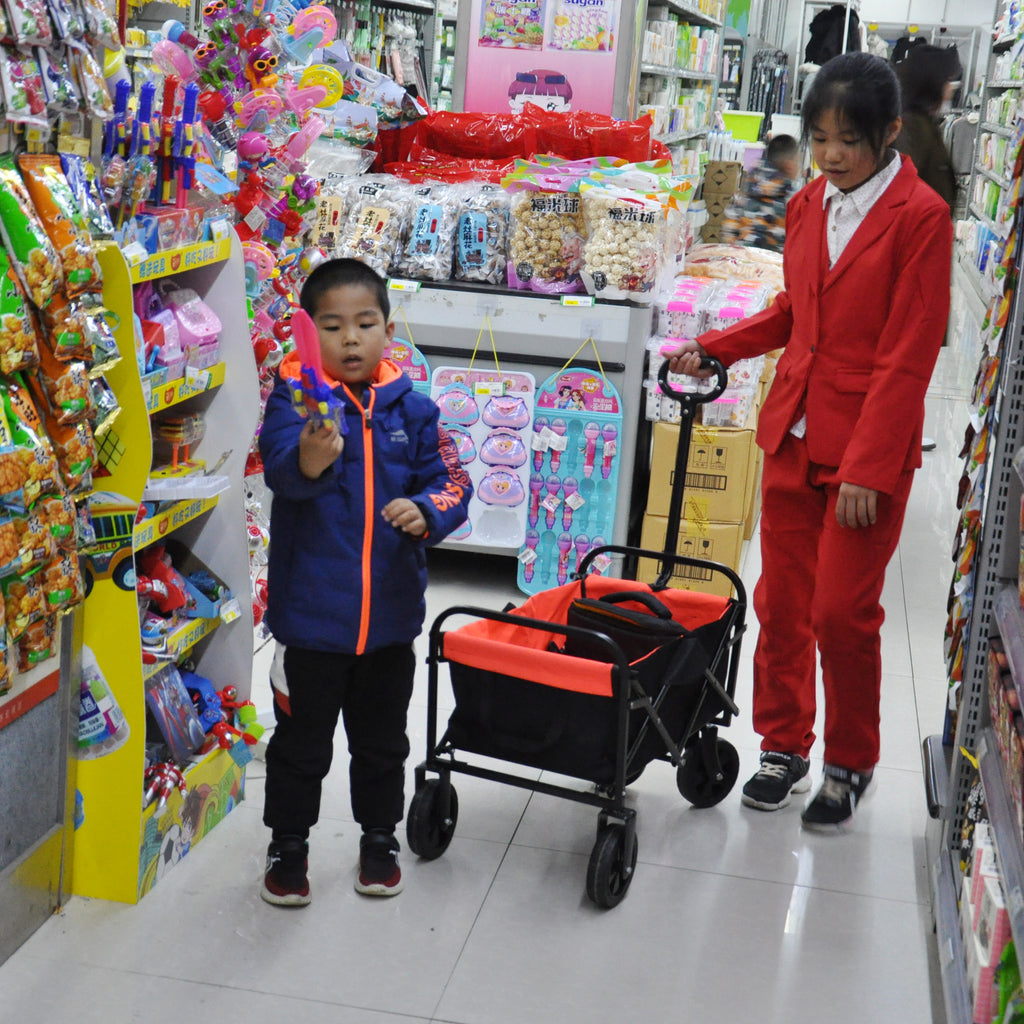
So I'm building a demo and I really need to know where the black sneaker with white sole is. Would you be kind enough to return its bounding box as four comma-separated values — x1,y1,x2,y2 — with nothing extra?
741,752,811,810
801,764,873,833
261,836,311,907
355,831,403,896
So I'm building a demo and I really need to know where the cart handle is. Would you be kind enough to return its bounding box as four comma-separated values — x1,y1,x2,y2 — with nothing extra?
657,356,728,410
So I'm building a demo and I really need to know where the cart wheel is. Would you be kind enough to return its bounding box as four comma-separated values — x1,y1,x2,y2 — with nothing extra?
406,779,458,860
676,738,739,808
586,826,638,909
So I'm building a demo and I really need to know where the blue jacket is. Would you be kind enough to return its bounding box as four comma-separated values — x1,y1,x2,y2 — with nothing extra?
260,355,473,654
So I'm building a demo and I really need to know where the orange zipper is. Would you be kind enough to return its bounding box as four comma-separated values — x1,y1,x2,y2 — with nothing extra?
343,384,376,654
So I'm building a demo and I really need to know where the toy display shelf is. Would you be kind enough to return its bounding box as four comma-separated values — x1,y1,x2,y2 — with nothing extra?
144,363,226,414
141,615,222,682
639,63,716,81
72,237,258,904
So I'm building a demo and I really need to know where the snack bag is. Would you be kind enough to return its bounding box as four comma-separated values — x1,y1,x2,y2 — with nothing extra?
37,46,80,113
580,185,664,299
3,571,46,640
0,380,62,509
84,307,119,369
42,414,95,495
59,153,115,239
18,612,55,671
38,492,76,552
41,293,91,362
0,248,40,375
19,154,103,296
68,43,113,119
1,0,51,46
393,183,457,281
43,553,84,612
454,183,509,285
0,46,47,126
13,508,54,576
34,343,93,425
0,156,63,308
89,373,120,435
335,176,409,277
506,190,584,294
78,0,118,50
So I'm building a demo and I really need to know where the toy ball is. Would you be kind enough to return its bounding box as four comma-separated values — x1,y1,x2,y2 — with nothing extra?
298,246,326,275
292,174,318,202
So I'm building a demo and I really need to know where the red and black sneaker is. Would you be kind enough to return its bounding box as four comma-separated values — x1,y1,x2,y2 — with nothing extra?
260,836,311,907
355,831,403,896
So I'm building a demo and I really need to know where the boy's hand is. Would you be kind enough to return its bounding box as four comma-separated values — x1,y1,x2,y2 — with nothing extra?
665,339,712,378
382,498,427,537
836,482,878,528
298,419,344,479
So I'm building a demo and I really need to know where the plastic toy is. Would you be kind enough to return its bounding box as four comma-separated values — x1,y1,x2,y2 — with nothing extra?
181,668,223,728
601,424,618,478
143,761,187,813
286,307,345,432
137,545,189,613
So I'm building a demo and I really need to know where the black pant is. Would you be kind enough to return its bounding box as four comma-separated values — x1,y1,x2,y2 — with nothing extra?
262,643,415,839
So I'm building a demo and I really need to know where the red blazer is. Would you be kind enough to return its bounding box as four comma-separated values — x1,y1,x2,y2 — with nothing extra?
701,154,953,495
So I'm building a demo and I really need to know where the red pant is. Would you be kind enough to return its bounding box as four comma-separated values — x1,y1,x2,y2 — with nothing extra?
752,433,914,770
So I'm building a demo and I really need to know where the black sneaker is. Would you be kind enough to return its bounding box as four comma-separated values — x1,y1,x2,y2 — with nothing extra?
260,836,311,906
355,832,403,896
801,764,874,833
741,752,811,810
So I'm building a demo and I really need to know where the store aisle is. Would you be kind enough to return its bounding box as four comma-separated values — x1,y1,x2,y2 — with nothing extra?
0,351,968,1024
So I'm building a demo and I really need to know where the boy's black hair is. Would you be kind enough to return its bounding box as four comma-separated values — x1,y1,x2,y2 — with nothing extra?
766,134,799,166
299,258,390,320
897,43,962,115
801,51,901,155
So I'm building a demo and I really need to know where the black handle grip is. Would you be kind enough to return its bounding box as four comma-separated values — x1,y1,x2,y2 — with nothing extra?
594,590,674,620
657,355,728,405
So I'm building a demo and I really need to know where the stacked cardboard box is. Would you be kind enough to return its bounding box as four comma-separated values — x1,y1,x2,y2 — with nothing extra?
699,160,742,244
638,401,761,598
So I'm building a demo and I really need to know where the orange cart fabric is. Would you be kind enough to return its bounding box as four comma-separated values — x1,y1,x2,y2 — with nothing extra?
441,578,731,698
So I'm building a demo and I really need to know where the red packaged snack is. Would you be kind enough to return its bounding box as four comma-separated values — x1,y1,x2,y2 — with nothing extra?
0,247,40,375
3,571,46,640
43,553,84,612
38,493,77,552
18,613,55,672
417,111,536,161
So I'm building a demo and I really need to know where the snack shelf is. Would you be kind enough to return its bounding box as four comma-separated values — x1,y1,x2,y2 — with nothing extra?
658,0,723,27
970,202,1013,239
141,615,221,683
978,730,1024,979
930,841,974,1024
657,127,710,144
640,63,716,81
129,237,232,284
145,363,226,414
133,497,220,548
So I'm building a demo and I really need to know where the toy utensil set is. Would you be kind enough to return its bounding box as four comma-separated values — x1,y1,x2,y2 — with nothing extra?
518,366,623,595
431,366,536,549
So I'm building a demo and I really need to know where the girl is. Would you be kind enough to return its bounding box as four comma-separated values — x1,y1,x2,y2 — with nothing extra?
668,52,952,832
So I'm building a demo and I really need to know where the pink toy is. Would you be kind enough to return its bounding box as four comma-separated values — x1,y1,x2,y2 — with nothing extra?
582,422,601,479
528,472,543,528
574,533,590,574
556,532,573,585
483,394,531,430
287,308,346,432
480,429,527,468
436,384,479,425
532,415,549,471
544,474,561,529
477,467,526,506
446,426,476,464
601,424,618,479
561,476,578,530
549,418,567,472
523,528,540,582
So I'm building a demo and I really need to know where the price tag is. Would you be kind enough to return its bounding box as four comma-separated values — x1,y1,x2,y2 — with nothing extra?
540,493,562,513
184,366,212,391
561,295,595,307
518,546,538,566
565,491,585,510
220,596,242,624
141,377,152,406
589,552,613,573
531,433,549,452
544,428,569,452
473,380,505,396
121,242,148,266
244,205,267,231
388,278,421,293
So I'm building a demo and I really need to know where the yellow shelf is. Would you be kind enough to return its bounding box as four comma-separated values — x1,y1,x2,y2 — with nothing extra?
145,362,226,413
133,496,219,548
142,615,220,681
129,237,232,284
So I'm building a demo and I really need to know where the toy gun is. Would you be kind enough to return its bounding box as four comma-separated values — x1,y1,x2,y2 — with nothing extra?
286,308,346,433
173,82,200,208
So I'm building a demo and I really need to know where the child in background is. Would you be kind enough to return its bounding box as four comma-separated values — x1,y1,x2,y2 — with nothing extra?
721,134,800,253
257,258,473,905
668,53,952,832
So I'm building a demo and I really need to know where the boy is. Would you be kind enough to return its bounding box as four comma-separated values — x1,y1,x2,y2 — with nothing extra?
720,134,800,253
257,258,473,905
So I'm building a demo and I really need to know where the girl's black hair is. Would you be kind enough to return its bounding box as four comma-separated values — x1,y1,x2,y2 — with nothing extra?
299,257,390,320
801,51,901,155
896,44,962,115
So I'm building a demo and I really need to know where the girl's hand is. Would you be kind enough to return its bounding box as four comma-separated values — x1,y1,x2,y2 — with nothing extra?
298,419,344,479
665,339,712,378
836,482,878,528
382,498,427,537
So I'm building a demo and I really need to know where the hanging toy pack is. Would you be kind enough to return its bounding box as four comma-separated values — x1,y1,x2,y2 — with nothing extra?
385,307,430,396
517,359,622,595
432,355,535,550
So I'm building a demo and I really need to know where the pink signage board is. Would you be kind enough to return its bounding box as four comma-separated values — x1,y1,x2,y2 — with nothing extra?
463,0,622,115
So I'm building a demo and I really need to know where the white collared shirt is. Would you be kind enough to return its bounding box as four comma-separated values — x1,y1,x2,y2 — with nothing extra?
790,151,902,438
821,151,902,267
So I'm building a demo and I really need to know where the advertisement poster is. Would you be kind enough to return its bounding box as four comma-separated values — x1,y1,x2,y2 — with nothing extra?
464,0,622,114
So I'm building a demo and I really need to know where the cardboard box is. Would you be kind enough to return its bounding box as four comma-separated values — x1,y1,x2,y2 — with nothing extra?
743,447,763,540
702,159,742,196
700,223,725,244
975,872,1011,966
636,514,743,598
646,420,757,524
704,194,731,220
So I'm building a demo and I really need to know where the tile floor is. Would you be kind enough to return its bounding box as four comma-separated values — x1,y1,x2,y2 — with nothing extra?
0,348,972,1024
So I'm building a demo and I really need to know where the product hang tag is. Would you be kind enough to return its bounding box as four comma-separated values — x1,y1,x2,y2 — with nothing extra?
184,366,212,392
518,545,537,566
219,596,242,624
564,491,585,511
473,380,504,396
545,428,569,452
530,433,549,452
